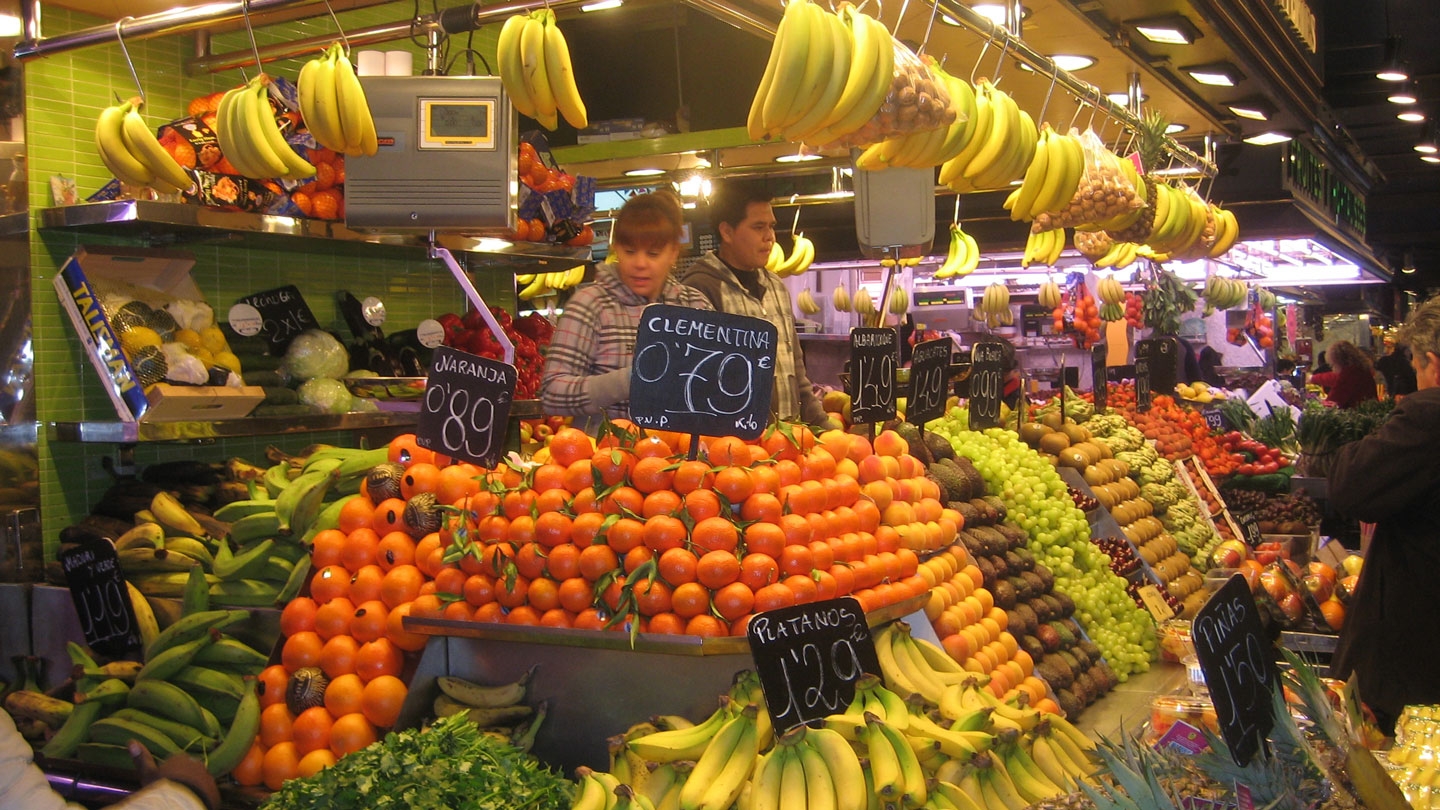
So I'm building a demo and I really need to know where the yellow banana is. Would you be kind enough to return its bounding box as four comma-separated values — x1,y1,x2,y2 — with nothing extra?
121,106,193,190
248,79,316,179
1009,125,1051,221
963,85,1014,185
806,726,866,810
521,13,558,130
542,10,587,129
498,15,537,118
96,102,155,187
332,48,377,155
940,82,992,186
305,49,346,152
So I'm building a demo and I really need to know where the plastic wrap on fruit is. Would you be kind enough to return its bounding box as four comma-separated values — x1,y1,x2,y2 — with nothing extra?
1034,128,1143,232
165,298,216,332
298,377,354,414
817,28,954,149
160,342,210,384
280,329,350,381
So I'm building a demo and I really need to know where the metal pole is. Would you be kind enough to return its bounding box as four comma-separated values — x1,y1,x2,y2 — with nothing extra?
13,0,313,61
187,19,435,74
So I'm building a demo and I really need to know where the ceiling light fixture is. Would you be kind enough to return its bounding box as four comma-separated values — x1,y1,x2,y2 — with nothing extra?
1416,126,1439,154
1398,111,1426,122
1106,91,1148,106
1165,123,1189,134
940,14,961,25
1050,54,1096,71
1387,82,1418,105
1129,15,1203,45
1376,36,1408,81
623,167,666,177
1243,131,1294,146
969,4,1031,27
1181,62,1242,87
1226,99,1276,121
580,0,623,10
0,13,21,37
775,153,823,163
1422,155,1440,164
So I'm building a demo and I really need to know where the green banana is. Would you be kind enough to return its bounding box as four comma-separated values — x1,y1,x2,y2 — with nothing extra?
300,494,357,544
66,641,99,671
119,547,202,574
137,633,215,682
263,464,293,498
109,708,215,753
212,499,281,523
261,555,295,583
212,538,275,581
129,571,217,599
191,636,269,673
41,700,105,759
77,661,144,683
274,556,313,606
204,681,260,776
75,678,131,707
73,742,137,770
277,469,338,537
181,566,211,614
170,665,246,703
89,716,182,758
227,511,281,545
158,536,216,569
209,579,280,606
334,446,390,479
127,679,218,736
144,609,248,662
266,540,310,564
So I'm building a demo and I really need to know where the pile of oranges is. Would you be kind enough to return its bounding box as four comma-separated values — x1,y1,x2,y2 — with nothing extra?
233,419,965,789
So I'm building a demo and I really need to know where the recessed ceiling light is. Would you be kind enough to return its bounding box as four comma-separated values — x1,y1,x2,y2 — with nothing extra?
1422,155,1440,164
1377,36,1408,82
1243,131,1294,146
1050,54,1096,72
0,13,21,37
1129,15,1203,45
1106,91,1148,106
775,153,823,163
1182,62,1242,87
1226,100,1275,121
1166,123,1189,134
1388,83,1418,105
1416,144,1439,155
1376,67,1408,82
580,0,623,10
1398,111,1426,122
969,4,1031,26
623,168,666,177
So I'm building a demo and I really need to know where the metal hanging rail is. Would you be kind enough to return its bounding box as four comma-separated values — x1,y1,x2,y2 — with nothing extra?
13,0,316,61
932,0,1217,177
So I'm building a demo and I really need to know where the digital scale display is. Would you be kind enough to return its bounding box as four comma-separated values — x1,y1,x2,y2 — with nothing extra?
419,98,496,149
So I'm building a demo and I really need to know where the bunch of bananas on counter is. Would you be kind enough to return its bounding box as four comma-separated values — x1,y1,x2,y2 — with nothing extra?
1201,274,1249,316
570,630,1101,810
940,80,1037,193
976,283,1013,328
120,446,386,607
94,98,195,193
934,224,980,279
1021,228,1065,269
431,668,548,750
1096,276,1126,322
855,63,978,170
796,289,823,316
295,43,378,157
498,8,587,130
10,616,266,777
746,0,897,147
765,234,816,276
518,265,587,300
1003,125,1083,223
215,73,317,181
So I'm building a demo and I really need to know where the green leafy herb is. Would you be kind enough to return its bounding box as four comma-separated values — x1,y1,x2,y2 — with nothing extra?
259,714,574,810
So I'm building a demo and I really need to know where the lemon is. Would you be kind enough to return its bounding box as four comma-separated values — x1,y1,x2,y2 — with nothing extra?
200,326,229,354
119,326,163,354
214,351,242,374
192,347,215,367
174,328,203,350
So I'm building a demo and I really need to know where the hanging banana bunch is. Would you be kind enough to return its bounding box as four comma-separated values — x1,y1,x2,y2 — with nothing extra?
216,74,319,180
1201,275,1249,316
771,233,816,276
832,284,852,312
796,289,823,315
94,97,195,192
934,224,980,279
516,265,587,300
496,8,587,129
1021,227,1065,268
1037,280,1062,309
976,283,1012,328
294,43,378,157
1097,276,1126,322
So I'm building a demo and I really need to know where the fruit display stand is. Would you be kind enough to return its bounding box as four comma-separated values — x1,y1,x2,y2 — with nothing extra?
399,594,927,775
1057,466,1172,609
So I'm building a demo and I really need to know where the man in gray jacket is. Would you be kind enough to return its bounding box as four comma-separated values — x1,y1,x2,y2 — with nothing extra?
679,185,832,428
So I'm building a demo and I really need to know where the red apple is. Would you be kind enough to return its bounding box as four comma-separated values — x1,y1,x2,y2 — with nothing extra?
1303,573,1334,604
1260,570,1292,603
1278,592,1305,623
1212,540,1248,569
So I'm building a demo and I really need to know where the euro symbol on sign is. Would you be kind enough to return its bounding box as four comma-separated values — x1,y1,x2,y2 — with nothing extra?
758,358,773,369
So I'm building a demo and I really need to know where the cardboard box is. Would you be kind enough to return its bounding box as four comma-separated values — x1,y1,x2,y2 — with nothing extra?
144,384,266,422
52,246,259,423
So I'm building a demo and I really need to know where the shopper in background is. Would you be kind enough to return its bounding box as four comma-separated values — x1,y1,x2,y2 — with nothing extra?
1309,340,1378,409
542,191,711,434
679,185,833,429
1,707,219,810
1375,343,1417,397
1329,295,1440,733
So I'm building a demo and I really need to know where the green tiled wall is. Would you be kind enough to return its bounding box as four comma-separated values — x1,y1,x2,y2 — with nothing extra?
26,4,510,557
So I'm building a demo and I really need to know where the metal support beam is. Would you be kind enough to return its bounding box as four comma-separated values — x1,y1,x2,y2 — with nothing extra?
14,0,316,61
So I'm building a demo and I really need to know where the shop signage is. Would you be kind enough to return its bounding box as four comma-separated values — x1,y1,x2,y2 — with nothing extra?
237,285,321,353
906,337,953,427
1202,406,1226,432
1275,0,1318,53
1192,574,1278,767
1284,142,1366,238
629,305,777,440
746,597,880,731
849,327,898,425
60,535,142,659
1092,344,1108,413
968,338,1006,430
416,346,515,466
1235,512,1264,548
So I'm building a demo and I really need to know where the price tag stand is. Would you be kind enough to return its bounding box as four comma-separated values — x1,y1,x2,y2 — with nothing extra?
968,338,1006,430
906,337,953,430
60,535,142,660
1092,344,1108,413
1192,574,1278,767
849,328,899,430
1135,339,1154,413
746,597,880,731
416,346,516,467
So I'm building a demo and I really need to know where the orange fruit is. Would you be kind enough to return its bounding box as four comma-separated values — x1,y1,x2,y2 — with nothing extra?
312,529,348,569
349,564,386,605
258,664,290,709
361,674,407,728
330,713,378,757
319,634,361,679
233,741,266,786
386,601,431,652
260,702,295,748
671,582,711,619
380,564,424,609
310,565,352,605
658,547,698,586
696,550,742,590
692,516,739,555
291,706,335,755
713,582,755,622
313,597,356,641
375,532,417,572
350,599,390,644
282,631,324,672
354,638,404,682
549,427,594,467
296,748,337,778
262,741,300,791
324,673,365,718
280,597,319,637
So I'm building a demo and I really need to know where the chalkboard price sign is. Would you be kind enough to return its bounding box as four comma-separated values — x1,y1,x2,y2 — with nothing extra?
1202,406,1226,431
238,285,320,352
60,535,141,660
1236,512,1264,548
1191,574,1277,767
1144,337,1180,394
1135,340,1154,413
849,328,898,425
906,337,953,427
747,597,880,731
417,346,515,467
968,338,1006,430
1092,344,1108,413
630,305,779,440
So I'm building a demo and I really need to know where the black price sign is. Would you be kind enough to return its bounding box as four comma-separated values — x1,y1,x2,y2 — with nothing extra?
1236,512,1264,548
1092,344,1108,413
906,337,953,427
1192,575,1278,767
849,328,898,425
1202,406,1226,432
1148,337,1179,394
60,535,141,660
968,338,1006,430
630,305,778,440
417,346,515,467
746,597,880,731
239,285,320,352
1135,340,1154,413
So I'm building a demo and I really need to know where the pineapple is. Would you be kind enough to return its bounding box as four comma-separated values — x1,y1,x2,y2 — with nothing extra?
1108,111,1170,244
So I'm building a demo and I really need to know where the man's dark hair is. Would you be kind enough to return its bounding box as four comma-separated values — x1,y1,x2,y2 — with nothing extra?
708,183,773,230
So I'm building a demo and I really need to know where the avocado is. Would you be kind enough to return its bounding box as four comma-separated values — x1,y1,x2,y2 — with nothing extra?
924,431,956,461
928,463,970,502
